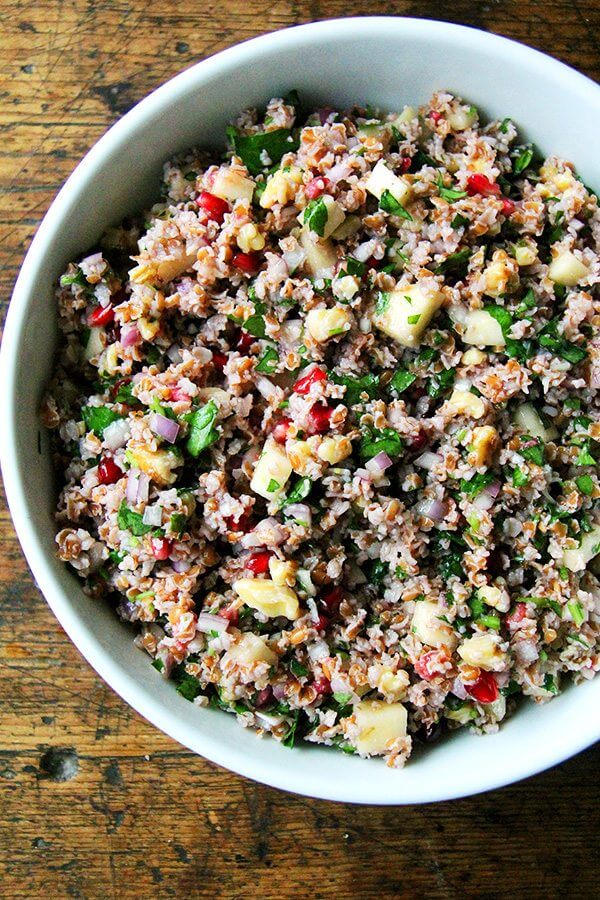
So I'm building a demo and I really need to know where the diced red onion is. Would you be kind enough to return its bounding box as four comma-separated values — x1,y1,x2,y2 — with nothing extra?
171,559,190,573
103,418,130,451
366,451,393,472
355,467,372,481
149,413,180,444
514,639,539,666
95,283,112,308
415,451,442,470
473,491,495,511
272,683,287,701
415,497,447,522
240,517,286,548
196,612,229,634
166,344,183,364
484,480,502,499
142,504,163,527
137,472,149,504
121,323,140,347
451,678,469,700
327,161,353,184
256,376,277,400
126,469,140,504
284,504,312,526
317,107,333,124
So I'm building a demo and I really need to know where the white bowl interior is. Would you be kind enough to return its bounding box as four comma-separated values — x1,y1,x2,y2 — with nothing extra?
2,18,599,803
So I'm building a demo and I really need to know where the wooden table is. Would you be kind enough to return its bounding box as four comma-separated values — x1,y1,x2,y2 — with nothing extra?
1,2,599,896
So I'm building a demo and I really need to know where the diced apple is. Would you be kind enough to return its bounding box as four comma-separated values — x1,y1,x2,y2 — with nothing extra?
225,632,278,667
478,585,509,612
548,250,589,286
306,306,352,343
448,105,477,131
317,435,352,465
513,402,558,441
447,388,485,419
412,601,458,650
212,167,255,204
458,634,506,670
365,159,411,206
392,106,417,126
562,524,600,573
298,227,337,278
462,309,505,346
514,241,538,267
127,447,180,486
250,438,292,499
331,215,361,240
354,700,408,755
301,194,346,239
233,578,300,619
374,283,444,348
84,327,104,361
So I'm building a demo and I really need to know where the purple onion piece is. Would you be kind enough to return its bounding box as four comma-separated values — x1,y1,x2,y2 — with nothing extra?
196,612,229,634
149,412,180,444
366,451,393,472
121,323,140,347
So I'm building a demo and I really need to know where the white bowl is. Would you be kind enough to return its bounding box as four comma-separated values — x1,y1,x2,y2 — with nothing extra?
2,17,599,804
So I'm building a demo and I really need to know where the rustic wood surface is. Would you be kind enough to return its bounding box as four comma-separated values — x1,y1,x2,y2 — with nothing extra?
1,1,599,897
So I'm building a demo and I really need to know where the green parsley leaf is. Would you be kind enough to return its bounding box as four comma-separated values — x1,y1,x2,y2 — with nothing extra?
267,478,280,493
499,117,512,134
227,126,298,176
538,318,587,365
169,512,188,536
376,291,391,315
407,313,421,325
331,372,379,405
242,314,266,338
435,247,471,278
303,197,328,236
360,427,403,461
513,145,534,175
576,441,596,466
379,190,413,220
459,472,496,497
255,346,279,374
81,405,123,437
289,659,309,678
567,599,585,627
281,476,312,508
282,709,300,748
520,439,545,466
512,468,529,487
436,173,467,202
575,474,594,495
389,369,416,395
451,213,469,229
427,367,455,399
186,400,219,457
60,267,88,288
117,502,154,536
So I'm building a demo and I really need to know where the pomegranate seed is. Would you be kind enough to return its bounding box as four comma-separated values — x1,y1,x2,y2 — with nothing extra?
321,585,342,613
219,604,239,626
305,176,331,200
466,671,499,704
97,456,123,485
246,551,272,574
398,157,411,174
506,602,527,629
409,429,427,451
501,197,516,216
197,190,230,223
150,537,172,561
88,304,114,327
211,350,227,370
466,173,501,197
293,365,326,395
307,402,333,435
169,387,191,402
314,614,329,632
430,110,442,124
313,676,331,696
272,417,292,444
366,255,381,271
232,251,260,274
226,511,253,533
236,330,256,353
255,686,273,707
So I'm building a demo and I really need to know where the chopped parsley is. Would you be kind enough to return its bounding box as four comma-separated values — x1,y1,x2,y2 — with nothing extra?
81,405,123,437
360,427,403,461
303,197,328,236
436,174,467,202
117,502,154,536
227,126,299,176
379,190,413,220
186,400,219,457
389,369,416,395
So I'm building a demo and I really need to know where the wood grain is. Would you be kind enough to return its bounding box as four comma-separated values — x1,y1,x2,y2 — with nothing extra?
1,2,599,897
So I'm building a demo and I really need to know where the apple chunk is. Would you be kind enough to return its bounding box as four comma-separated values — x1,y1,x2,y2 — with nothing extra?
374,284,444,348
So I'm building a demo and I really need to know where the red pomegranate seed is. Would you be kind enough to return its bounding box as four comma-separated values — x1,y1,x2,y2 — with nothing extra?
313,676,331,696
366,255,381,270
272,417,292,444
506,602,527,629
246,551,272,574
466,173,501,197
169,387,191,402
465,671,499,704
150,537,172,561
314,614,329,632
97,456,123,485
232,251,260,274
414,650,445,681
398,157,411,174
501,197,516,216
430,110,443,124
409,429,427,451
321,585,342,613
88,304,114,327
211,350,227,370
307,402,333,435
305,176,331,200
293,365,326,395
197,190,230,223
236,330,256,353
226,511,253,533
219,604,239,626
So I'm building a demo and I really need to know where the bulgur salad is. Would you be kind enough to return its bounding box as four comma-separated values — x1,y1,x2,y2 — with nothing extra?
43,91,600,766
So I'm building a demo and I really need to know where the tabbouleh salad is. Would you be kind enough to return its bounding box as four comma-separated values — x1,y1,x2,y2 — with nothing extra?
43,91,600,766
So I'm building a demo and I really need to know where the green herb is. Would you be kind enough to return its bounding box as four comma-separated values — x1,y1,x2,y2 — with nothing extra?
303,197,328,236
114,380,137,405
548,210,565,243
379,189,413,220
282,709,300,748
360,427,403,461
512,468,529,487
186,400,219,457
459,472,496,498
281,476,312,508
267,478,280,493
333,691,353,707
117,502,154,536
413,149,439,169
389,369,416,395
169,512,187,536
108,549,126,565
484,304,534,361
499,117,512,134
520,439,545,466
538,318,587,365
526,596,563,617
227,126,298,176
407,313,421,325
575,474,594,495
60,267,88,288
543,674,559,695
331,372,379,405
242,314,266,338
176,671,202,701
427,367,455,399
515,287,537,317
576,442,596,466
513,145,534,175
451,213,469,229
81,405,123,437
255,346,279,374
376,291,391,315
435,247,471,278
289,659,309,678
152,658,165,672
567,600,585,627
478,614,501,630
339,257,366,278
436,173,467,202
439,551,464,581
369,560,389,586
